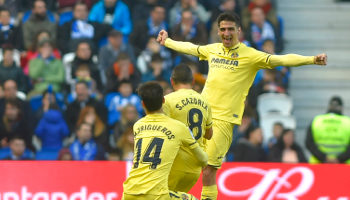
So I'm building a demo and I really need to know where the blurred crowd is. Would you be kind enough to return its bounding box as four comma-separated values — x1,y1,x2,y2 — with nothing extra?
1,0,324,163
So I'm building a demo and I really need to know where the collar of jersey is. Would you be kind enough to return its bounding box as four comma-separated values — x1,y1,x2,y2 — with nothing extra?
222,42,240,51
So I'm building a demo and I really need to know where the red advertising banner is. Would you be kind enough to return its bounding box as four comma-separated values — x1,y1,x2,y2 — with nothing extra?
1,161,350,200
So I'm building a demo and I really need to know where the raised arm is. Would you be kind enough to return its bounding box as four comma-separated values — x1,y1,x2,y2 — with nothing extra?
269,53,327,67
157,30,201,57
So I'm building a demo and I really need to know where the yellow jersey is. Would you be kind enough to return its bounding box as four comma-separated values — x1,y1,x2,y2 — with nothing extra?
163,88,212,172
123,113,199,196
165,39,315,125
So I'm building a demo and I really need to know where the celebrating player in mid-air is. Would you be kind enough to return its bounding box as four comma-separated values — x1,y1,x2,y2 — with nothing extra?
163,63,213,192
122,81,207,200
157,12,327,200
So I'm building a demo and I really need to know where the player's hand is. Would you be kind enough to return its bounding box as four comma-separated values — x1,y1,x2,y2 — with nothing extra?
157,30,168,46
314,53,327,65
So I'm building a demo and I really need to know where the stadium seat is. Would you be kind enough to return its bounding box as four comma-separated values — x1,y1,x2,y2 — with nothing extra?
260,113,296,144
35,149,60,160
257,93,293,118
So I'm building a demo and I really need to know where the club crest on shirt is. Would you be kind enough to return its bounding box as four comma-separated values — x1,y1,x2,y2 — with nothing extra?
231,52,239,58
181,194,189,200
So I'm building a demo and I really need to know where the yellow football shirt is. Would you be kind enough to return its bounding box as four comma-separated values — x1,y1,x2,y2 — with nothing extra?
165,39,315,125
163,88,212,173
123,113,199,196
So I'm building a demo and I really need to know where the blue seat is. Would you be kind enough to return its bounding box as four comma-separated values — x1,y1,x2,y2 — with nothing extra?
35,149,60,160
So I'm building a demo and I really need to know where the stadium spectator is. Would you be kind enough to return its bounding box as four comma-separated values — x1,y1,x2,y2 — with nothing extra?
306,96,350,164
136,37,172,77
67,64,100,102
267,121,284,149
57,2,112,54
187,60,206,92
0,9,22,49
106,147,123,161
131,0,161,22
2,136,33,160
110,104,139,148
129,4,167,56
168,0,210,28
105,80,142,127
98,30,136,85
105,52,140,93
141,53,171,83
28,39,65,95
268,129,307,163
241,0,279,32
116,125,134,161
76,106,109,150
20,30,61,75
69,41,103,92
157,12,326,199
35,104,69,150
0,44,28,93
247,7,276,51
22,0,56,50
65,81,107,132
88,0,132,42
33,88,59,125
0,99,34,150
69,122,106,160
233,125,266,162
209,0,240,43
0,79,32,122
171,9,208,45
57,147,73,160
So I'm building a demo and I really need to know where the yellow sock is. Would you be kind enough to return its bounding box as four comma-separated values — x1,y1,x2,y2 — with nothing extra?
201,185,218,200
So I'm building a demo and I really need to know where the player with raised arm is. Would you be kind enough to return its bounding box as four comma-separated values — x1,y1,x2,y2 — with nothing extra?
157,12,327,200
122,81,207,200
163,63,213,192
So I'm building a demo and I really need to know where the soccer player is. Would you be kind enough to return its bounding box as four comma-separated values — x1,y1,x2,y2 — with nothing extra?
122,81,207,200
163,63,213,192
157,12,327,200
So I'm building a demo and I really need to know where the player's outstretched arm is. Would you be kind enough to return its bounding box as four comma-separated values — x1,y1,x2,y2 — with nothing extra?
191,145,208,167
156,29,201,57
269,53,327,67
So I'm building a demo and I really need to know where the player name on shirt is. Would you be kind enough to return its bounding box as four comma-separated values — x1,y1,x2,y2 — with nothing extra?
134,124,175,140
175,97,208,111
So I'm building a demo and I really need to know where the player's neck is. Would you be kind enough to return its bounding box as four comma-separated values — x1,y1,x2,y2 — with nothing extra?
173,83,192,91
145,109,163,115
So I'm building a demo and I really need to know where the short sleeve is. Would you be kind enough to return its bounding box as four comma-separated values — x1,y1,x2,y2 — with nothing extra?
180,125,199,150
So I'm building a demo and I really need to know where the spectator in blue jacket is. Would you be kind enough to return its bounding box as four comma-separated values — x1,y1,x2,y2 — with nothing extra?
88,0,132,43
35,104,70,150
69,122,106,160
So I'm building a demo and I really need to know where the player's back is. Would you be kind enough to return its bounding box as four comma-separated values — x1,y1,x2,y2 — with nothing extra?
123,113,198,196
163,88,212,173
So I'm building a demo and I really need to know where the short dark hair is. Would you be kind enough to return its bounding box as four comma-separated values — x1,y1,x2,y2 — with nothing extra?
2,43,14,55
171,63,193,84
217,12,241,27
137,81,163,112
73,1,87,10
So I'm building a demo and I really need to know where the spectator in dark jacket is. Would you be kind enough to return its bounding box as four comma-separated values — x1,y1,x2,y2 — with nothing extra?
0,9,23,49
65,81,107,132
57,2,111,54
233,125,266,162
268,129,307,163
0,99,34,151
0,45,28,93
129,4,167,56
35,104,70,150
